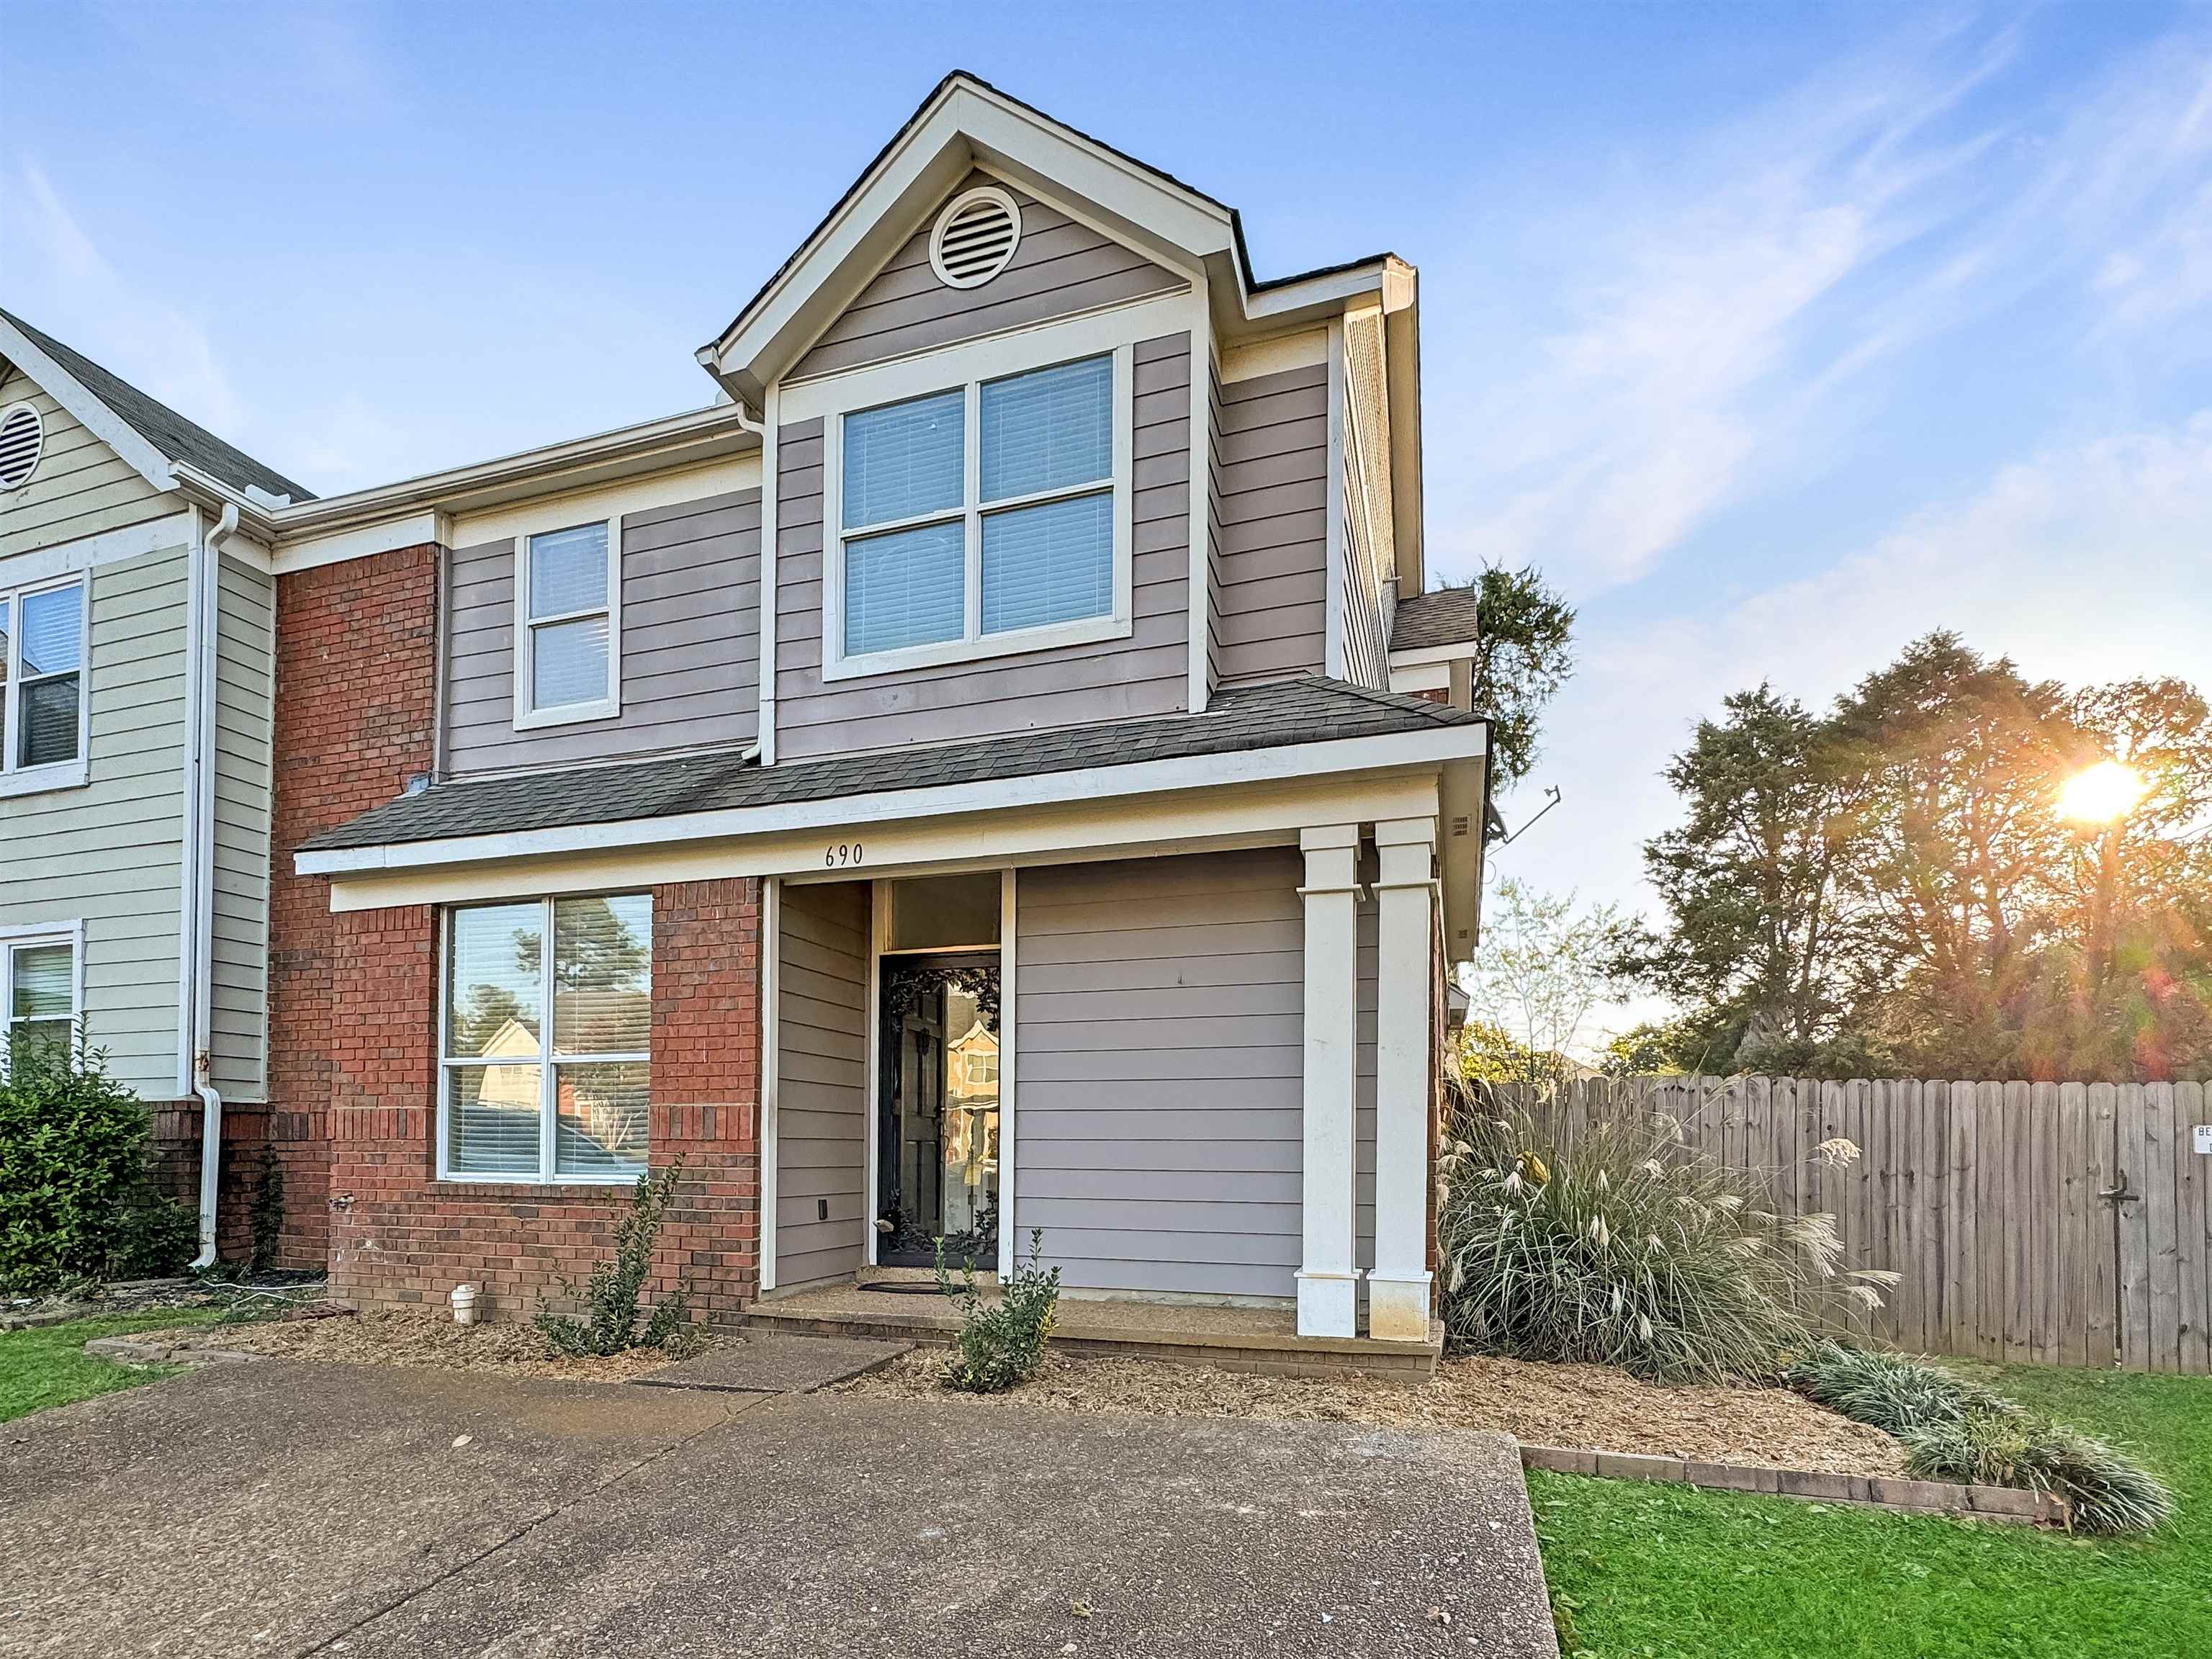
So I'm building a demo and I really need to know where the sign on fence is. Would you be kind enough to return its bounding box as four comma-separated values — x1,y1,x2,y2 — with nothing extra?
1482,1076,2212,1375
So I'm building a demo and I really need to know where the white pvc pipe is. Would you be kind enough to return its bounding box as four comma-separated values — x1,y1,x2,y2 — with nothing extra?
188,504,238,1269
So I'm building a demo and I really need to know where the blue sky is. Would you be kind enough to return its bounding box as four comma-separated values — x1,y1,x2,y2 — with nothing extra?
6,3,2210,1043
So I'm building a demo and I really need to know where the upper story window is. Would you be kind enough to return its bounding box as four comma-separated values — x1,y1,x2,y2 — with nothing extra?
1,575,86,786
3,930,77,1075
439,894,650,1183
514,520,621,728
822,343,1133,680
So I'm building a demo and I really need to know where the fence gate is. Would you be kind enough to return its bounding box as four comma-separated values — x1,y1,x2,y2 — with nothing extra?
1488,1076,2212,1373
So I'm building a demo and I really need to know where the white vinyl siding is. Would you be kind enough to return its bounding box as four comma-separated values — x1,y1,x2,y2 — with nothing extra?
0,545,189,1098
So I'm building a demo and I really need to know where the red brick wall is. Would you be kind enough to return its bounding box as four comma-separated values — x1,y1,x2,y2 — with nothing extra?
323,880,763,1324
261,544,441,1268
266,542,766,1321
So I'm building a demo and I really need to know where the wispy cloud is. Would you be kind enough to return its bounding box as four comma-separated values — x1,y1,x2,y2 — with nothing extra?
4,161,242,435
1434,24,2212,595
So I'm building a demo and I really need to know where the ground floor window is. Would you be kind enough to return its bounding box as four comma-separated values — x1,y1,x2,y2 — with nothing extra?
439,894,650,1182
3,930,76,1073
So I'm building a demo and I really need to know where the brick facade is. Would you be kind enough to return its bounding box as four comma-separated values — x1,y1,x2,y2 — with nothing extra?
261,541,765,1323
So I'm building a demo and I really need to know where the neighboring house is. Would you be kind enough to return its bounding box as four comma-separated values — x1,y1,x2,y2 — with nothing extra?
4,73,1489,1344
0,307,310,1264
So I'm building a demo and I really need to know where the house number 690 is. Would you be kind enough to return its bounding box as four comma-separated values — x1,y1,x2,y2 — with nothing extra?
824,842,863,868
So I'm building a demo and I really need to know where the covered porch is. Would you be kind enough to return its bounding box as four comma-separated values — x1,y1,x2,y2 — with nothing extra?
760,795,1475,1348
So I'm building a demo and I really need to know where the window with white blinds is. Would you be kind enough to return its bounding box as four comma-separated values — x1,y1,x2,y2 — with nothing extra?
516,520,620,727
1,576,85,779
439,894,651,1182
831,349,1127,675
3,933,76,1076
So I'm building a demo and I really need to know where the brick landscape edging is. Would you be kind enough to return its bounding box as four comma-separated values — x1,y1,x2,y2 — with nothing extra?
1517,1443,2063,1525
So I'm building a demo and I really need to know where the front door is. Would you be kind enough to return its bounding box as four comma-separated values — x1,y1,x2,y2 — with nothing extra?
876,952,1001,1267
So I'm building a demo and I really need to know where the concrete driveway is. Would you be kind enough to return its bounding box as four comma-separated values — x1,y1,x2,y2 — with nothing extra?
0,1353,1557,1658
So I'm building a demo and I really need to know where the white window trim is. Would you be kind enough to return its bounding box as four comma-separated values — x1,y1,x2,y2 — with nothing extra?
435,895,650,1185
1,920,84,1059
816,328,1136,685
511,515,624,731
0,569,91,797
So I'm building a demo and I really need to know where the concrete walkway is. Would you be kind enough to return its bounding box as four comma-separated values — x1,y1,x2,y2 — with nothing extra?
0,1351,1557,1658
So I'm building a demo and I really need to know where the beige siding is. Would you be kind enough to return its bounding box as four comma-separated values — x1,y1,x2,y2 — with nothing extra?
1214,363,1327,685
0,369,174,560
0,546,188,1097
791,173,1184,382
775,879,870,1290
210,551,272,1098
444,487,762,775
775,333,1192,760
1015,850,1308,1299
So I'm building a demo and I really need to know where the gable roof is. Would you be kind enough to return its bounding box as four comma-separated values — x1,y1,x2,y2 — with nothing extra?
0,307,313,503
300,676,1485,855
697,71,1411,408
1390,586,1483,653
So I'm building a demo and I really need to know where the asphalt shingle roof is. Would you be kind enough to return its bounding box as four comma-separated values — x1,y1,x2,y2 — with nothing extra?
302,676,1483,854
1,308,314,503
1390,587,1482,653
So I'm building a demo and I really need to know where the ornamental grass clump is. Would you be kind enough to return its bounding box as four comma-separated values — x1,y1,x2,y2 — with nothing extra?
1789,1341,2174,1534
1436,1088,1892,1382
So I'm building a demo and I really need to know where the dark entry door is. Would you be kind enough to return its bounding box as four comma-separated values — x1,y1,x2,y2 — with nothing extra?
876,953,1001,1267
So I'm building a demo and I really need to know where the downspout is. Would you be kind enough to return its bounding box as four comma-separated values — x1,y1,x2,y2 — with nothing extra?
186,503,238,1267
729,395,771,767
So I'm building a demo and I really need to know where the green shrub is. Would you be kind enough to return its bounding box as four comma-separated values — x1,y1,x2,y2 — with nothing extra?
1789,1341,2174,1534
1436,1087,1893,1381
934,1227,1059,1393
0,1037,196,1293
535,1161,698,1357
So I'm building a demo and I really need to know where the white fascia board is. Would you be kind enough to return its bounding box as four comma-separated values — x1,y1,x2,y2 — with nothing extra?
705,77,1234,390
295,721,1488,879
1388,661,1450,696
326,771,1442,913
266,405,760,570
0,318,179,493
1389,640,1479,670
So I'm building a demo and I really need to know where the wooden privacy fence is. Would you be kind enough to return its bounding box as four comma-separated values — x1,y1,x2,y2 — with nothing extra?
1481,1076,2212,1375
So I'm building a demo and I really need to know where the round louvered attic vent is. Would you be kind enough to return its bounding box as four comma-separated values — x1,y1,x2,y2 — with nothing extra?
0,403,43,490
930,187,1022,289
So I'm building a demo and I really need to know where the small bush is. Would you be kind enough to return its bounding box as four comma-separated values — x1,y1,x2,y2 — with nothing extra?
250,1145,286,1274
1788,1342,2174,1534
1436,1085,1893,1381
535,1161,698,1357
0,1038,195,1292
934,1227,1059,1393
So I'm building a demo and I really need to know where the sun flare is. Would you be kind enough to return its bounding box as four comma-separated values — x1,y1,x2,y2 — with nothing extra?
2057,760,2148,825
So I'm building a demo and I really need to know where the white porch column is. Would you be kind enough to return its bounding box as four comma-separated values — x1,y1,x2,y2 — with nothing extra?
1297,824,1362,1338
1369,816,1437,1341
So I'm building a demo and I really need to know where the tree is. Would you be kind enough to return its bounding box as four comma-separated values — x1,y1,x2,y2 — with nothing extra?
1457,565,1575,788
1637,685,1873,1071
1460,879,1635,1098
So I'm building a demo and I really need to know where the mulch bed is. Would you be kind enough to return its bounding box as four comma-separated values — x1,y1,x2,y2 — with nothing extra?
840,1349,1907,1475
130,1310,714,1385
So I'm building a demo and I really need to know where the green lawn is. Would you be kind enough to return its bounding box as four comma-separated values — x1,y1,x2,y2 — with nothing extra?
0,1308,222,1426
1532,1362,2212,1658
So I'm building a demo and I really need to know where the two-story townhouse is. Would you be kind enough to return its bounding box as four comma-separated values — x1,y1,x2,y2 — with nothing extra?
0,308,310,1264
16,73,1493,1354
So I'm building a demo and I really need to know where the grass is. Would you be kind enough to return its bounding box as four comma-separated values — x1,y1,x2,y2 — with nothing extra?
0,1308,222,1426
1532,1362,2212,1658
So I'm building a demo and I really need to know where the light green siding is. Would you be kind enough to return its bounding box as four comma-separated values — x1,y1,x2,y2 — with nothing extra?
0,546,190,1097
0,369,173,560
210,550,272,1097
